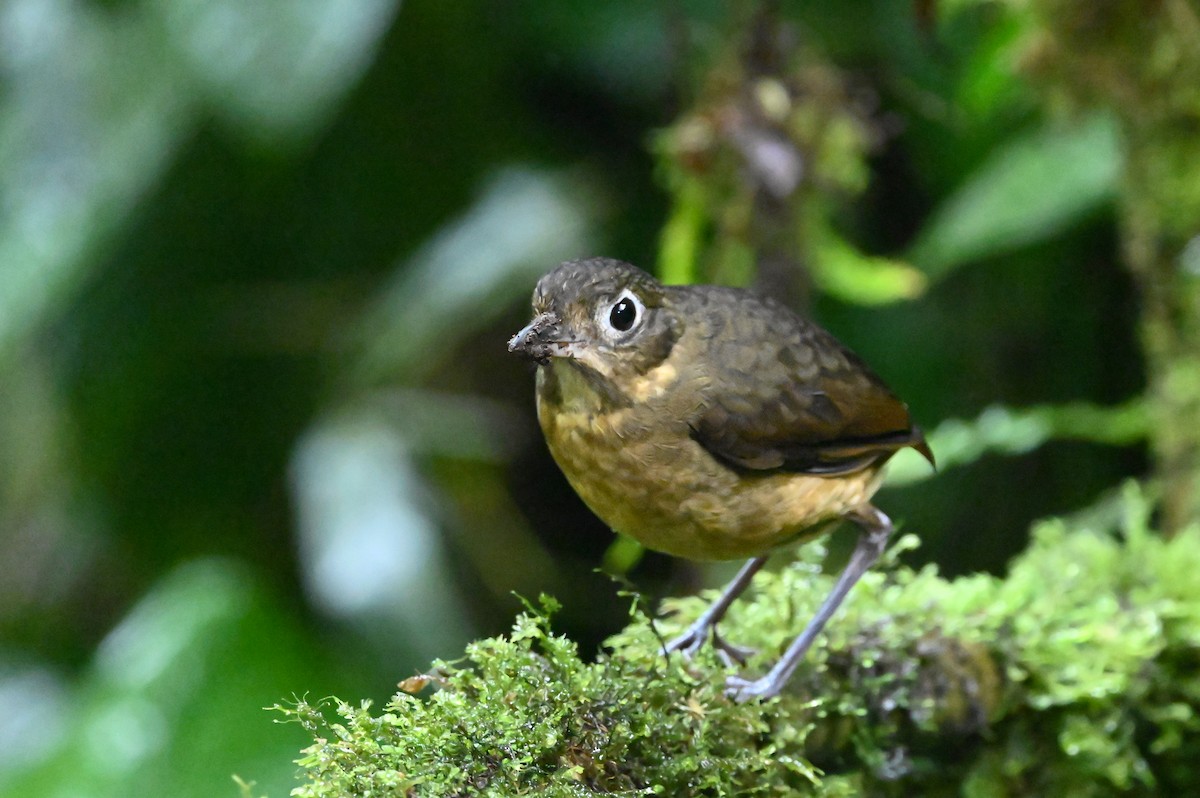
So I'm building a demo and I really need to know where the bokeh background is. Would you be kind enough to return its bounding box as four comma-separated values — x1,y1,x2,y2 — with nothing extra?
0,1,1155,795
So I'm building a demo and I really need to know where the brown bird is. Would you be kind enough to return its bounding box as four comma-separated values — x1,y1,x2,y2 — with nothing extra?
508,257,933,701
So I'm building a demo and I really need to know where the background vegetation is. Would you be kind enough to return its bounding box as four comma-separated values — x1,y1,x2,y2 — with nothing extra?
0,0,1191,795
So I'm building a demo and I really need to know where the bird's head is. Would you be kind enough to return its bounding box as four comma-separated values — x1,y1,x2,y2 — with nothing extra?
508,258,680,383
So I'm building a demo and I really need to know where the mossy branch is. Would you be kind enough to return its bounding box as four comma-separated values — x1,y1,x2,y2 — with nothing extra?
272,482,1200,796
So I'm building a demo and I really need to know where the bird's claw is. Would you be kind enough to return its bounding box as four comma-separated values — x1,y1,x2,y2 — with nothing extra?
724,673,782,703
711,632,757,667
663,628,706,660
665,625,757,667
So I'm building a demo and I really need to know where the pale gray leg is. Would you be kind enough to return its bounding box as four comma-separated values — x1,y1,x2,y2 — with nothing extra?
726,505,893,702
664,555,768,666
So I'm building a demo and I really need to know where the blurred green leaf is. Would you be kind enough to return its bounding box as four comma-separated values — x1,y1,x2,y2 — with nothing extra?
600,534,645,575
366,389,525,462
951,12,1028,119
0,661,67,775
657,177,706,285
0,0,395,358
148,0,399,141
290,409,475,659
521,1,680,102
354,166,598,385
0,559,326,798
0,2,189,358
811,224,927,305
887,398,1148,487
909,113,1120,277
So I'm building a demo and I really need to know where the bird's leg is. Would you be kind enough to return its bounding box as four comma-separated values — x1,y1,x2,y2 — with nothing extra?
664,555,768,666
726,505,893,702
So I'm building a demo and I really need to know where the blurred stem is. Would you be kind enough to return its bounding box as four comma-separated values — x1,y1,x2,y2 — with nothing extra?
1013,0,1200,535
1121,145,1200,536
658,177,706,285
652,2,879,305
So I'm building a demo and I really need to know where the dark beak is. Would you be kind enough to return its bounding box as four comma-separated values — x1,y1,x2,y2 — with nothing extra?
508,311,566,363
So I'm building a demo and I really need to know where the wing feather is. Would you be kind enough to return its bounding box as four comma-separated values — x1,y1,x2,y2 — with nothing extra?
680,288,934,476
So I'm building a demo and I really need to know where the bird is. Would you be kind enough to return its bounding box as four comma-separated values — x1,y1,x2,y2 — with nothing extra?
508,257,933,701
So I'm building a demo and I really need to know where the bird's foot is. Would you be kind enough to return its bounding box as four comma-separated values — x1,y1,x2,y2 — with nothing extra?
665,623,757,667
724,672,783,703
710,631,757,668
663,626,705,660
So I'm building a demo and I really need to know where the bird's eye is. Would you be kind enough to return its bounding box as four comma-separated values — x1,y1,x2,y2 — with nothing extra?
609,297,637,331
597,289,645,339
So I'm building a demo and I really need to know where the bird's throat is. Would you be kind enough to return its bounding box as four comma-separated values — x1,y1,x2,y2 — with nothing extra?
538,357,631,414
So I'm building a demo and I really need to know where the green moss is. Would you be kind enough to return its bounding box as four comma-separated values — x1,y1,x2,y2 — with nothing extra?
273,483,1200,796
278,596,798,797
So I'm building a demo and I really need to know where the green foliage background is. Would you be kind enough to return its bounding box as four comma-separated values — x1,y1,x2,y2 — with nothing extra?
0,0,1183,795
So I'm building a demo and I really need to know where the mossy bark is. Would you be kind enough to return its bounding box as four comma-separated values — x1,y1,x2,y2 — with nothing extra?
1014,0,1200,534
1120,140,1200,536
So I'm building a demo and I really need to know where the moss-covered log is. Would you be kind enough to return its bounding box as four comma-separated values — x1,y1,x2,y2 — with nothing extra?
270,483,1200,796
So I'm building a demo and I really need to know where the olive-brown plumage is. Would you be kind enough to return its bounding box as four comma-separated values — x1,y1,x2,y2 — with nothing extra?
509,257,933,700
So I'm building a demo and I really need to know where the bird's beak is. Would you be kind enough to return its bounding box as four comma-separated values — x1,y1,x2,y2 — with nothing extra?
508,311,572,363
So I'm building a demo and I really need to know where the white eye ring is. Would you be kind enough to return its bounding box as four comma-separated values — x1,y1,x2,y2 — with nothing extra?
599,289,645,338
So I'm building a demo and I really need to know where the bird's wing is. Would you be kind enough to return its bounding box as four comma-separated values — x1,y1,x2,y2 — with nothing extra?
687,300,933,476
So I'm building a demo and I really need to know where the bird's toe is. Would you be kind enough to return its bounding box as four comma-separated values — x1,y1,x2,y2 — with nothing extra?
724,673,783,703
